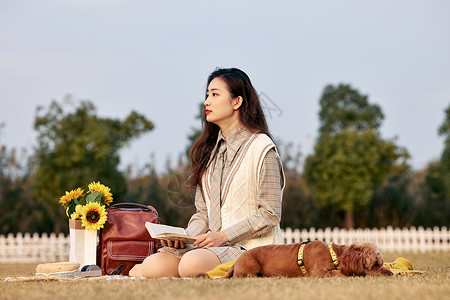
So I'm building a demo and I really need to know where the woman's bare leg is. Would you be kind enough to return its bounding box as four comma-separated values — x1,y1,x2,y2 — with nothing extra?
178,249,221,278
132,252,181,278
129,263,143,277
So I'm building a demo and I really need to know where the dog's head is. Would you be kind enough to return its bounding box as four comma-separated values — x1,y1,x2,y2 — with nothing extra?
339,242,393,277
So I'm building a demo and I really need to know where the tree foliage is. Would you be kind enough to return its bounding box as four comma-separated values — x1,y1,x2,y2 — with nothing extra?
436,105,450,199
422,105,450,225
359,173,416,228
0,146,54,233
318,84,384,135
305,130,408,215
185,102,204,157
278,142,316,229
2,91,450,234
33,96,154,231
422,162,450,226
124,156,196,227
304,84,409,228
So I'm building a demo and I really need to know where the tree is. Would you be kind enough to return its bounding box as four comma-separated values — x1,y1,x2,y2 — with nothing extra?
0,146,54,234
318,84,384,135
437,105,450,199
304,84,409,229
421,162,450,226
361,173,416,228
33,96,154,232
277,142,317,229
185,102,204,157
422,105,450,226
124,156,196,228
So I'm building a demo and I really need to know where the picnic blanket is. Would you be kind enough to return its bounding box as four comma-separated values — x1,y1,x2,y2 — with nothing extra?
3,262,138,282
3,275,135,283
3,257,423,282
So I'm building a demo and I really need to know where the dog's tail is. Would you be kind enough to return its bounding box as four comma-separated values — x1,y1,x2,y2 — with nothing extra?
223,264,235,278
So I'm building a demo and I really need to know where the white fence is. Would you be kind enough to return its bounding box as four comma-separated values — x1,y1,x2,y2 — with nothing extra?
0,226,449,263
282,226,450,253
0,232,68,263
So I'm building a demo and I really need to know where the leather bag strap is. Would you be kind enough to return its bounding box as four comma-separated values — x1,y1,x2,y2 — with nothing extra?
108,202,159,216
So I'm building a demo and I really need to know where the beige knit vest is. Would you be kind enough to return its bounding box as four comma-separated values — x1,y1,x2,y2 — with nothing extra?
202,133,284,250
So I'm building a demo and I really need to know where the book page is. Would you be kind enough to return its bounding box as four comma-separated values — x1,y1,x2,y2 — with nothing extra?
145,222,196,244
145,222,187,237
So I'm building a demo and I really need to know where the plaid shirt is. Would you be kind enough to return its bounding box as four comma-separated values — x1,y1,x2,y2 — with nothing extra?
186,127,284,245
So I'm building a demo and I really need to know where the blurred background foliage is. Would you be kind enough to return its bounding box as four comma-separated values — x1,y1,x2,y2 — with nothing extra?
0,84,449,234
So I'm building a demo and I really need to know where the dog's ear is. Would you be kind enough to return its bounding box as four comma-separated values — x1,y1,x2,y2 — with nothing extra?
360,243,381,270
365,256,374,270
339,244,366,276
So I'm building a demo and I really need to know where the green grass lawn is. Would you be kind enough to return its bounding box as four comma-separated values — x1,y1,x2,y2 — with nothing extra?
1,252,449,300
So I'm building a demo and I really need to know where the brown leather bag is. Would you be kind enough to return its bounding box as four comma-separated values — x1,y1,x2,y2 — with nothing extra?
97,203,160,275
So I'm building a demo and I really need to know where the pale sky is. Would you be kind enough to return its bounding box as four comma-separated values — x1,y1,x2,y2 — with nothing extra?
1,0,449,173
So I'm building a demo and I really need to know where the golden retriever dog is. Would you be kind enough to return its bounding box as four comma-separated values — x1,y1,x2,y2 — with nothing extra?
224,240,393,278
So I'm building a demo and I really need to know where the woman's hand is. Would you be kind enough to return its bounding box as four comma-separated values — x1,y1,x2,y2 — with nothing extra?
160,239,185,249
194,232,228,248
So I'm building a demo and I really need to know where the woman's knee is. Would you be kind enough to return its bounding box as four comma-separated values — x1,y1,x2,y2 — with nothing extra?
140,252,180,278
178,249,220,278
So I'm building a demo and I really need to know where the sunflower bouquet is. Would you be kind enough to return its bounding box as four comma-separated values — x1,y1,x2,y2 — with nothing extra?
59,181,113,231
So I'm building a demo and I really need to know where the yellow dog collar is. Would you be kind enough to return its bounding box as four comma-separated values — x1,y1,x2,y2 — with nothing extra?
298,241,340,277
297,241,310,276
328,242,339,270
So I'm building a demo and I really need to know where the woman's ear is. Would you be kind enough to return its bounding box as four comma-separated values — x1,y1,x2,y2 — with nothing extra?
234,96,243,110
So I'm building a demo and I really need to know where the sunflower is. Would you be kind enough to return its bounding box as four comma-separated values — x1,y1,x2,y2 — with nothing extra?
80,202,107,231
70,205,83,220
59,188,84,206
88,181,113,205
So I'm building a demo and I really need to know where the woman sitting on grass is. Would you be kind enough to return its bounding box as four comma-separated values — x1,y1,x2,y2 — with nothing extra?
130,67,285,278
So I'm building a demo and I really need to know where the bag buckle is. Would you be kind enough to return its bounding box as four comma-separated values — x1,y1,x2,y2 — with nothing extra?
110,264,126,275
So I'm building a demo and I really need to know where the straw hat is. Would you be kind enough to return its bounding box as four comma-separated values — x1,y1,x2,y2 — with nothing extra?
36,262,80,278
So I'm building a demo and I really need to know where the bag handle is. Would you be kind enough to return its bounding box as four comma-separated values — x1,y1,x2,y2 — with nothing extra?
108,202,158,215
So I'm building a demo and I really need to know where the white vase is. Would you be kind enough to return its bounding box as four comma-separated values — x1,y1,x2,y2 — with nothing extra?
69,219,97,267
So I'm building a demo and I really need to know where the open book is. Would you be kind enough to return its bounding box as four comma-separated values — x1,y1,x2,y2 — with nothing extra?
145,222,197,244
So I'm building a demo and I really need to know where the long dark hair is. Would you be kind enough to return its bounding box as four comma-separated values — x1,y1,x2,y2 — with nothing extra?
189,67,271,187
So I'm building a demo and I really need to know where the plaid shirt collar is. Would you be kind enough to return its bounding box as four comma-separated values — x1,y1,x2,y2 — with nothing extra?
210,126,252,166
